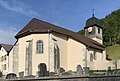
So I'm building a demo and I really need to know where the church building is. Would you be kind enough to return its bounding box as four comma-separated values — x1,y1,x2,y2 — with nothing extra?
8,15,108,77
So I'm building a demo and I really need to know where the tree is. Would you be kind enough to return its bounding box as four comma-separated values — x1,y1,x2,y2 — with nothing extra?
78,29,85,36
101,9,120,46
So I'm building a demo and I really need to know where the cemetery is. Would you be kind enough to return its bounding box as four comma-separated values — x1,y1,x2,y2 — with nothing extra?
1,64,120,81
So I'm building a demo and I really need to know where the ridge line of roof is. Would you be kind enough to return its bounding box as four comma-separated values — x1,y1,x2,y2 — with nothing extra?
15,18,105,50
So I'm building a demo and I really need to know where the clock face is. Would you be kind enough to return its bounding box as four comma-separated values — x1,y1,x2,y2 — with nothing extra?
88,27,92,32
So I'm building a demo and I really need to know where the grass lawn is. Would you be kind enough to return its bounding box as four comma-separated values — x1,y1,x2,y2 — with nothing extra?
106,44,120,60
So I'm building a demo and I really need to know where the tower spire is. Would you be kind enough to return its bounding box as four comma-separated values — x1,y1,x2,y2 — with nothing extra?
92,9,95,17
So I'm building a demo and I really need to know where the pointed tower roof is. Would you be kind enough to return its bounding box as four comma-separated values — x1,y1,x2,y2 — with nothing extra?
85,15,103,29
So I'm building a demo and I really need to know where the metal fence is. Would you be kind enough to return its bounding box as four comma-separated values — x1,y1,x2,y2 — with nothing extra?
4,75,120,81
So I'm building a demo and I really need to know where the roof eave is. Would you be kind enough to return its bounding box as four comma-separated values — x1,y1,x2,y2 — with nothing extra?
84,24,103,29
15,29,52,39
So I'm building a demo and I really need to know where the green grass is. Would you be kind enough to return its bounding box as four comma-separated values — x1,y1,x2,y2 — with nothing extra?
89,70,106,75
89,69,120,75
106,44,120,60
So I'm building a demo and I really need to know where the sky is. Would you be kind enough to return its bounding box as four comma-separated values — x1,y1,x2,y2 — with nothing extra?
0,0,120,44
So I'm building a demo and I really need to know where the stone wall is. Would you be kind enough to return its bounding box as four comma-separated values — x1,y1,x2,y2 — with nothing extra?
5,75,120,81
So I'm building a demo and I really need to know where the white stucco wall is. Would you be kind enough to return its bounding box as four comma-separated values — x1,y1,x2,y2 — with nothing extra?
92,37,103,45
17,34,49,76
51,32,68,71
67,38,86,71
87,48,108,70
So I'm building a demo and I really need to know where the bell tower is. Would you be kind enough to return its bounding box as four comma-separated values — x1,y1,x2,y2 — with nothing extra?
84,13,103,44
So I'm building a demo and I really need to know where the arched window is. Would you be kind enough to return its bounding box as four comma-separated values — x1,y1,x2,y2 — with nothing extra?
36,40,43,54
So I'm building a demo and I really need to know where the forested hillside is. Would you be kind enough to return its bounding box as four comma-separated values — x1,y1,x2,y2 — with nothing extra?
78,9,120,60
101,9,120,46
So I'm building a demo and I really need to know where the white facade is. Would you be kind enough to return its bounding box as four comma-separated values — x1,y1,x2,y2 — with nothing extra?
8,32,108,77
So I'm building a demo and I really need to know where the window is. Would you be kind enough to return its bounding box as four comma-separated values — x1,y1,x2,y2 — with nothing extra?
3,64,6,70
90,53,93,61
3,55,6,61
36,40,43,53
98,28,100,34
93,50,96,60
1,56,3,62
4,55,7,60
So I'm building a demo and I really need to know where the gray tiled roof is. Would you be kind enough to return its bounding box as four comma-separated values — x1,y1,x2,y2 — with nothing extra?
0,43,13,52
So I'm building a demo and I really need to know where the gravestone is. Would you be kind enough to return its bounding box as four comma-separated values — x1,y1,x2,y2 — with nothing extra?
83,67,89,75
60,67,65,73
6,73,17,79
112,70,117,75
19,71,24,78
106,66,112,75
76,65,83,75
38,63,49,77
49,72,57,76
61,72,72,76
117,70,120,75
